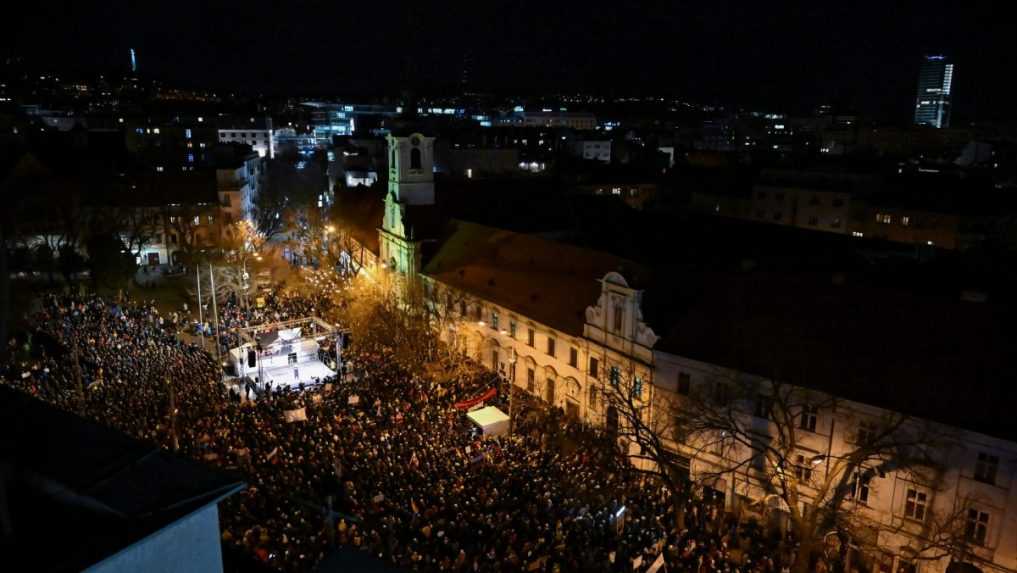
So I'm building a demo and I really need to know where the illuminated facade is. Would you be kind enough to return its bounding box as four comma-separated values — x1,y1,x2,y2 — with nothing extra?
218,118,275,158
913,55,954,129
378,132,436,280
302,102,400,146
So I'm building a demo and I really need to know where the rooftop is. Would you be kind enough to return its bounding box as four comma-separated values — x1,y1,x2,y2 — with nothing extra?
0,386,245,573
424,220,645,335
644,269,1017,442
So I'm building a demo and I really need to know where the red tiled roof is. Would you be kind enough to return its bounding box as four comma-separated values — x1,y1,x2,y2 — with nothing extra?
424,220,646,335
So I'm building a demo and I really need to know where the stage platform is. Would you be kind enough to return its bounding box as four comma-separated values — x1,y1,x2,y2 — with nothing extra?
259,358,336,388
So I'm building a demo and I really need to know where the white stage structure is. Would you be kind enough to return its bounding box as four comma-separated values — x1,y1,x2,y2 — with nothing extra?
228,316,343,390
466,406,510,437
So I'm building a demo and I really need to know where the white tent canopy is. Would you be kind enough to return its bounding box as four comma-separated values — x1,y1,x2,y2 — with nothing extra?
467,406,510,436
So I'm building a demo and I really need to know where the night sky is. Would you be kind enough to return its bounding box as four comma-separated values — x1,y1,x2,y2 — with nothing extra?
6,0,1016,121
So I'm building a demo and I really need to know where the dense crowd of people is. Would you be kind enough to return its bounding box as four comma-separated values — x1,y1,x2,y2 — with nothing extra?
2,291,796,572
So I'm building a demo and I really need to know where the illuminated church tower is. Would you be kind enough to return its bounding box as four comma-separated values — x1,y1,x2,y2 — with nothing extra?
379,132,436,281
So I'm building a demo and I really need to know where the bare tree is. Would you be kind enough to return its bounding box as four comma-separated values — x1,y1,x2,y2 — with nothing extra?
596,362,691,530
116,206,161,261
658,371,971,573
251,182,288,241
164,203,219,265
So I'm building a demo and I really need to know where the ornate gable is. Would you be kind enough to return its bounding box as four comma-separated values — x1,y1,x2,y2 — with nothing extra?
584,272,659,353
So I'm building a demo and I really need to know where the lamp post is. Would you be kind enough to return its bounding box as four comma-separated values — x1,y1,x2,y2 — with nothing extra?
507,346,517,434
208,263,224,380
195,265,206,350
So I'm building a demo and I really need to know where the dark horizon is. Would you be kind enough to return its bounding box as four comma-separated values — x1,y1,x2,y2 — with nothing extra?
5,0,1017,122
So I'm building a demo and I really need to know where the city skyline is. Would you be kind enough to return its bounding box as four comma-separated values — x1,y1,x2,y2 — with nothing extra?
5,1,1017,122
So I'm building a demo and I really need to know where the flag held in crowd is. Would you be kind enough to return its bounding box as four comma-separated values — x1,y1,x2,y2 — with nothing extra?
283,407,307,422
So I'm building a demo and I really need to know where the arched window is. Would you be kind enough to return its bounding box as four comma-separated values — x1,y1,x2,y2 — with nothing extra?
410,148,422,170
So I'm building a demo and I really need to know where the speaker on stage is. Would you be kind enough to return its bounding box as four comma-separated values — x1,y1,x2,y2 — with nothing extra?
247,348,257,368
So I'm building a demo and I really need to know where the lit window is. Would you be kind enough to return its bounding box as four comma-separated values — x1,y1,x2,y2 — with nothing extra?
794,454,813,482
966,509,989,545
975,453,999,484
156,166,164,172
185,128,192,139
491,311,499,330
632,376,643,399
207,215,214,225
609,366,621,387
852,471,872,503
800,404,818,432
902,216,910,226
153,128,160,134
904,488,927,521
852,231,864,238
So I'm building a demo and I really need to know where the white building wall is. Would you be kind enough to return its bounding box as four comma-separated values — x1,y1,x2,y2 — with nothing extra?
218,128,275,158
85,504,226,573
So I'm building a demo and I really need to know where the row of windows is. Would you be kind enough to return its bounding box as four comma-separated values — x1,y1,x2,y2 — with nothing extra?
875,212,911,226
222,132,269,143
755,191,845,208
806,215,842,228
167,215,215,226
468,300,643,398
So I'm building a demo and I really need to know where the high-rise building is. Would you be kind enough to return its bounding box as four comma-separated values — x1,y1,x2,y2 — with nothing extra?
913,54,953,128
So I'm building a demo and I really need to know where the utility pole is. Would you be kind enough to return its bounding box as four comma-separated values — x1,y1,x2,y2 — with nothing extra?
166,377,179,452
196,266,205,350
507,347,517,435
208,263,224,379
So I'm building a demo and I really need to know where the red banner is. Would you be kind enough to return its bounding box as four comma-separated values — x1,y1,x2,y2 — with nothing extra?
454,387,496,410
